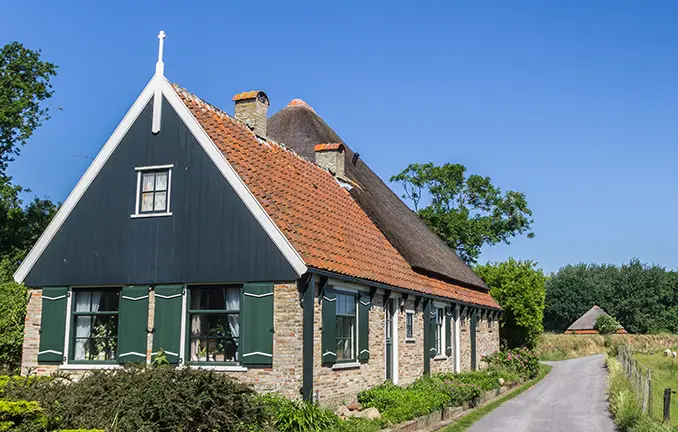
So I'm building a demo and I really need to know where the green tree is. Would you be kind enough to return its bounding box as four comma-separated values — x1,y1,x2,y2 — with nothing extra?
475,258,546,349
0,42,58,371
544,260,678,334
390,163,533,264
594,314,621,335
0,280,27,372
0,41,57,175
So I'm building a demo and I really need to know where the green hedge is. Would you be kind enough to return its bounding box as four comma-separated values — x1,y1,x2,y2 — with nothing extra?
0,399,46,431
2,367,270,431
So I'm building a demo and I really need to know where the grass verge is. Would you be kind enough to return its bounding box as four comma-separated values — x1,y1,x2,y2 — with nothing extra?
443,363,552,432
536,333,678,361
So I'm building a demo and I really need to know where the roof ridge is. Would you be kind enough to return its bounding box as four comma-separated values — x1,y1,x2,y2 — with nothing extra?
171,82,330,172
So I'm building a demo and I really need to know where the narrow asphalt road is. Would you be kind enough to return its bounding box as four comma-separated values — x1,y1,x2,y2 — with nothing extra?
468,354,615,432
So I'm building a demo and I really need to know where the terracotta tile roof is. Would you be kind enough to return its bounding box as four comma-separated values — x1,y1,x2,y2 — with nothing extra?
314,143,344,152
287,99,316,113
232,90,263,101
172,84,499,309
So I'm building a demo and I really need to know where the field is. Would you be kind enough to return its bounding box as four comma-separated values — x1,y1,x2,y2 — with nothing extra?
634,353,678,426
536,333,678,361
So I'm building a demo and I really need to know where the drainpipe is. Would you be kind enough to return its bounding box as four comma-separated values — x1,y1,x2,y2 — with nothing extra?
302,274,315,401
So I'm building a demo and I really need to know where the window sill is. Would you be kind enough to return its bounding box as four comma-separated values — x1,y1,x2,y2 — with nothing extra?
332,362,361,370
433,355,448,361
405,338,416,343
61,364,121,370
190,364,248,372
130,212,173,219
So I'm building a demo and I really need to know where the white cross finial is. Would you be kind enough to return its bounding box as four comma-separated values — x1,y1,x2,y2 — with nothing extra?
155,30,166,76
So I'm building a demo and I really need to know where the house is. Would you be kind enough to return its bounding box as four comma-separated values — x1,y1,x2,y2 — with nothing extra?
16,32,500,405
565,305,627,335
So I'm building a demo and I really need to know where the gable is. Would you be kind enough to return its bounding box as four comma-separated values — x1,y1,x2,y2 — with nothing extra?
22,95,298,287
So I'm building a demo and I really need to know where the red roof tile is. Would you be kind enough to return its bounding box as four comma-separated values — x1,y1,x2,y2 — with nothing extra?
314,143,344,152
233,90,265,102
173,84,499,309
287,99,316,113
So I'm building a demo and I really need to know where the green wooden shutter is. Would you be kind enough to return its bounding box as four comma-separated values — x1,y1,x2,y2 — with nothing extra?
423,299,431,373
118,286,150,364
38,287,68,363
241,283,274,366
152,285,184,364
358,291,370,363
429,305,438,358
321,286,336,365
445,306,453,357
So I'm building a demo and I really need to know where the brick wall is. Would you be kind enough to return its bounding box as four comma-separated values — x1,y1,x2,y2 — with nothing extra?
21,285,499,405
459,310,472,371
476,312,500,369
313,290,387,406
397,298,423,385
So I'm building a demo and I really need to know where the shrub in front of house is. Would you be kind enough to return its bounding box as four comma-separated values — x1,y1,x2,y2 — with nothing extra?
259,394,340,432
1,367,271,431
357,370,517,426
483,348,540,379
0,399,47,431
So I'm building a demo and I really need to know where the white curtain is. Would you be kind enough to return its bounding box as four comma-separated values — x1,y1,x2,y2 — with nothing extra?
226,289,240,338
74,291,101,360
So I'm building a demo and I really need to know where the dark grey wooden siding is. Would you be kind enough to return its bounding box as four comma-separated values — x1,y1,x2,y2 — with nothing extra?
24,97,298,287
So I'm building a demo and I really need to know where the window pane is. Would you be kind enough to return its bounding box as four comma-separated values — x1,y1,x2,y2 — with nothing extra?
336,316,355,360
73,315,118,361
74,290,119,313
336,293,355,316
141,192,154,212
189,313,239,362
142,173,155,192
406,313,413,339
155,171,168,191
154,192,167,211
190,287,240,311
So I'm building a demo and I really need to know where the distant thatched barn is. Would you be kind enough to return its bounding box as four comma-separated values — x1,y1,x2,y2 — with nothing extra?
565,305,627,334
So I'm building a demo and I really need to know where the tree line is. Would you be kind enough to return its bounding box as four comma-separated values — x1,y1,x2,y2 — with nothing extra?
544,259,678,334
0,41,58,371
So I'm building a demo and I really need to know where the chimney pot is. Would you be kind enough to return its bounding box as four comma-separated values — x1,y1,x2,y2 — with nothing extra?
314,143,346,179
233,90,269,138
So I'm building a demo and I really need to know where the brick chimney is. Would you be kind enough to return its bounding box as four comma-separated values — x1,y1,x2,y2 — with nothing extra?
314,143,345,179
232,90,269,138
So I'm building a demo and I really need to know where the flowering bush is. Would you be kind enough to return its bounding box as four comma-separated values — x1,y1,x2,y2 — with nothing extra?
483,348,540,379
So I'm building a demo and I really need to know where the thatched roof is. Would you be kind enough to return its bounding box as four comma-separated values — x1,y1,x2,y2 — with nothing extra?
267,102,488,290
567,305,624,331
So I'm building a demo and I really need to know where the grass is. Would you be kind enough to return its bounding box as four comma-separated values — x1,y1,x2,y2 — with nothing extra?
536,333,678,361
443,364,552,432
633,353,678,426
607,356,676,432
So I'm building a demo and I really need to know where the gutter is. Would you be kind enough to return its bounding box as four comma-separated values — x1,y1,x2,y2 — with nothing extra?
306,267,502,312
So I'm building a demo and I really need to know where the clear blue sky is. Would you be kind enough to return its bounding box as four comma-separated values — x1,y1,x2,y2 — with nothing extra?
2,1,677,274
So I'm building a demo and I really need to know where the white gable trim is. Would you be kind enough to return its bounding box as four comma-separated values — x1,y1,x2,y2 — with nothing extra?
14,74,307,284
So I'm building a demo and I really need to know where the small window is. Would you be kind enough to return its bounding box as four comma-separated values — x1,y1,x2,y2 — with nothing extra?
435,308,444,355
71,289,120,362
336,292,357,362
134,166,172,216
188,286,241,364
405,311,414,339
488,316,493,328
461,313,467,328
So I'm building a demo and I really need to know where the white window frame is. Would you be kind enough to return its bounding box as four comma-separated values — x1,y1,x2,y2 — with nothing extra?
131,164,174,218
334,286,360,366
405,310,415,342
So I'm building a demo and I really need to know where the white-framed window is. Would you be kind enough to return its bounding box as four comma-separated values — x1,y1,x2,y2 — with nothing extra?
405,311,414,340
132,165,173,218
187,286,241,364
336,292,357,362
435,308,444,355
71,288,121,362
